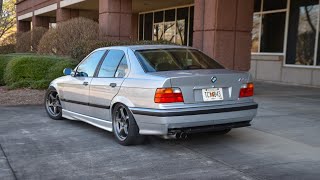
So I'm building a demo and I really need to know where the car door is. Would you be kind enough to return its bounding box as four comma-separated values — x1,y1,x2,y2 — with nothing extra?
61,50,106,116
89,49,129,120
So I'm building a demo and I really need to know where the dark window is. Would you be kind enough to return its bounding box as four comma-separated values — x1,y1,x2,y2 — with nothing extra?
260,12,286,52
76,50,105,77
286,0,319,65
165,10,175,22
154,11,163,23
139,6,194,46
135,49,224,72
252,0,287,53
189,6,194,46
263,0,287,11
144,13,153,40
177,7,189,46
98,50,125,78
139,14,144,40
254,0,262,12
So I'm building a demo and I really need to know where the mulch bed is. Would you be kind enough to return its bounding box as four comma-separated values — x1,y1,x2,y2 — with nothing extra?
0,86,46,106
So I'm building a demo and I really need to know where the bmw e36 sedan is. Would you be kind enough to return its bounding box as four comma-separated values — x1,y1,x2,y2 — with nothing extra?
45,45,258,145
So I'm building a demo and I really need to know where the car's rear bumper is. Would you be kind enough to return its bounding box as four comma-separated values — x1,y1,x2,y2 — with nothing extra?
130,102,258,135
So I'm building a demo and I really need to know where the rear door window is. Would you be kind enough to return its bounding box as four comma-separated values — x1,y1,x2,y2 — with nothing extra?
97,50,127,78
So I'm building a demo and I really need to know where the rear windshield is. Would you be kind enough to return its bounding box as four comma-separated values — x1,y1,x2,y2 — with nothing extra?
134,48,224,72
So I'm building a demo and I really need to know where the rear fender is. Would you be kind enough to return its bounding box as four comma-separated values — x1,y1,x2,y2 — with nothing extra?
110,96,135,115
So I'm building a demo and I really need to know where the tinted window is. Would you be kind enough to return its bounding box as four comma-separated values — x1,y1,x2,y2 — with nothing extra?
286,0,319,65
135,49,224,72
144,13,153,40
76,50,105,77
263,0,287,11
139,14,144,40
260,12,286,52
254,0,261,12
98,50,125,78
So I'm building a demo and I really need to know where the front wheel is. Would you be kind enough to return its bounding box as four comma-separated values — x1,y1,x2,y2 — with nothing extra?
45,87,63,120
112,104,145,146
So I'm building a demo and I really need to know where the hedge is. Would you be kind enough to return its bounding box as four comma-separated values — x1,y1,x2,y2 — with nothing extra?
0,55,14,85
1,54,77,89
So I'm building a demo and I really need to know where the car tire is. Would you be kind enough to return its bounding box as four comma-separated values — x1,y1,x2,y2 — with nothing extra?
112,103,145,146
44,87,63,120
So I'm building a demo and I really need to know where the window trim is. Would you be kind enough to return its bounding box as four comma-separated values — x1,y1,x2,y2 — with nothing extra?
95,49,129,79
283,0,320,68
74,50,107,78
138,4,194,46
252,0,289,54
253,0,320,68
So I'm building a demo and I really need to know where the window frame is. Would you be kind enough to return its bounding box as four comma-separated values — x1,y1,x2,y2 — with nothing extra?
252,0,289,55
138,4,194,46
95,49,129,78
74,50,107,78
284,0,320,68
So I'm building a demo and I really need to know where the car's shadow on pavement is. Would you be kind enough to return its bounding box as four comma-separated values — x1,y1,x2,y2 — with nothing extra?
62,118,236,146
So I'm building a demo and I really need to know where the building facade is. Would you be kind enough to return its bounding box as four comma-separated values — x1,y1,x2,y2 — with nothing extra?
16,0,320,87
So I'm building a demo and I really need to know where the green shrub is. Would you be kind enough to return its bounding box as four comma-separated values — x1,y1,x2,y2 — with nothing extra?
3,55,76,89
4,56,56,85
46,59,77,80
8,80,32,89
38,17,99,56
0,55,13,85
71,40,176,61
30,79,52,89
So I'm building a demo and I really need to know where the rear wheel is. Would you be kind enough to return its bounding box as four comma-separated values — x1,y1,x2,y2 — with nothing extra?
45,87,63,120
112,104,145,146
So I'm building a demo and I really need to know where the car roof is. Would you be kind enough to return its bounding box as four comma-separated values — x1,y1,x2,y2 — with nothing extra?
96,45,196,52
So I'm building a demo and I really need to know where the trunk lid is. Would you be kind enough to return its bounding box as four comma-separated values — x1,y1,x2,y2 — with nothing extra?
149,69,251,104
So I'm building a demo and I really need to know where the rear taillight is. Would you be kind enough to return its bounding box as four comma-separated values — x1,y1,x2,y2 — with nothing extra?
239,83,254,98
154,88,184,103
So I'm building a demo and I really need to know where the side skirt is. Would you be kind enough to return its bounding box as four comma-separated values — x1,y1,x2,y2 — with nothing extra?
62,109,113,132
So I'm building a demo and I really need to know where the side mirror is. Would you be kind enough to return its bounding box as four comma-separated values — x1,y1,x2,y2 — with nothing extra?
63,68,74,76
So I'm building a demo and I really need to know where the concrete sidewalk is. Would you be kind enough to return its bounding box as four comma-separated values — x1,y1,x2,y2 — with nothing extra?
0,82,319,180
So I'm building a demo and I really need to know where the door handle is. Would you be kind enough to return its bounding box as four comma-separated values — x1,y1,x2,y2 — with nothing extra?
110,83,117,88
83,82,89,86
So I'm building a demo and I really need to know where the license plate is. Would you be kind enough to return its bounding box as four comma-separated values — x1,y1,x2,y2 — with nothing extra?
202,88,224,101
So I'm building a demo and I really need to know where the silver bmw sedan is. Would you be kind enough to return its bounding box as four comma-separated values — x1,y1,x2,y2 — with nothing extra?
45,45,258,145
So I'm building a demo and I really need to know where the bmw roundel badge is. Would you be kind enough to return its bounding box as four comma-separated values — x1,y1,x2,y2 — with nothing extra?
211,76,217,83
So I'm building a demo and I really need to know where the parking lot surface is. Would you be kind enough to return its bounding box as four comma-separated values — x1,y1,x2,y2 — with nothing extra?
0,82,320,180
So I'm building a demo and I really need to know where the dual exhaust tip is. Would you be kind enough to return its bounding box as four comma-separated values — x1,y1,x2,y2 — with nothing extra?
175,132,188,139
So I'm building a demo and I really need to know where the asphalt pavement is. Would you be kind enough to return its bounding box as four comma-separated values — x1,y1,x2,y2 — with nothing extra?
0,82,320,180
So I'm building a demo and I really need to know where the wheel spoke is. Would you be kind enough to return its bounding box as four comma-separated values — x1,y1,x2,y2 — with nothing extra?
53,106,57,114
119,108,126,120
123,124,128,135
49,94,56,101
